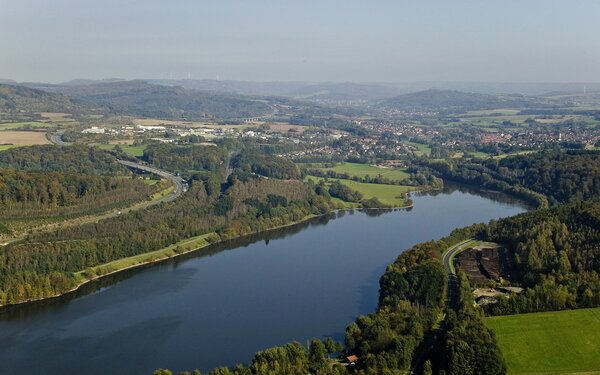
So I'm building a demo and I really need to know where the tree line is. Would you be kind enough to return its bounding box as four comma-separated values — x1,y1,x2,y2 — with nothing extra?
0,165,335,304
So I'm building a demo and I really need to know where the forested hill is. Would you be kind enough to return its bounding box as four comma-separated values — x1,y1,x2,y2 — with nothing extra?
50,80,273,120
427,150,600,206
0,145,126,174
0,141,335,305
0,83,79,113
479,200,600,315
381,89,540,112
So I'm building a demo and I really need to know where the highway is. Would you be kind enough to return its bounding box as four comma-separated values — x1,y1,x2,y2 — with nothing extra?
117,160,185,203
48,130,185,204
49,129,70,146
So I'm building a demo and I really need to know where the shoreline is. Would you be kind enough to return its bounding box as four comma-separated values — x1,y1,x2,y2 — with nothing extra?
0,186,431,309
0,211,327,309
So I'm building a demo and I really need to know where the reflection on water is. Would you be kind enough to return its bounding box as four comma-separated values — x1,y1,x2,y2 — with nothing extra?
0,186,528,374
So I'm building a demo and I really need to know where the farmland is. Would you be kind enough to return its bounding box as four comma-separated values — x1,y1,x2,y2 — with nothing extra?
0,131,51,146
307,175,414,207
314,162,411,181
486,308,600,374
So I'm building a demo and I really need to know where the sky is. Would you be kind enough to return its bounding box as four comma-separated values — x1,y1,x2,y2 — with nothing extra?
1,0,599,83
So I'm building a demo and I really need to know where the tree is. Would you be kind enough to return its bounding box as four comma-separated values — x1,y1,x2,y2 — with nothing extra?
309,339,327,372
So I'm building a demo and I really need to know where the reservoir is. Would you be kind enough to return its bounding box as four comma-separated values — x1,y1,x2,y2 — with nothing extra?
0,185,527,374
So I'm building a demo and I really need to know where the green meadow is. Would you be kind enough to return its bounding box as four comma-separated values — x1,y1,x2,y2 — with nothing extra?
316,162,411,181
307,175,414,207
96,144,146,157
486,308,600,374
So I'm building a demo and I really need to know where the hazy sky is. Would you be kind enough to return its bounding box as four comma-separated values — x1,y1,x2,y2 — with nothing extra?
1,0,599,83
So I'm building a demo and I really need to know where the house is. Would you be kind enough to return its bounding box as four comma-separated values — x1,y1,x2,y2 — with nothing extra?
345,355,359,365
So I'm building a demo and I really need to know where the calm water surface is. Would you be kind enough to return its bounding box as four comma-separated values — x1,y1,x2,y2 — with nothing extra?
0,185,527,374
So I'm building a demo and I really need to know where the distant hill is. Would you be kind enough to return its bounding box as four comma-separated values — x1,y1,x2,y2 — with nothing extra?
381,89,540,112
51,80,274,120
151,79,404,103
0,84,79,113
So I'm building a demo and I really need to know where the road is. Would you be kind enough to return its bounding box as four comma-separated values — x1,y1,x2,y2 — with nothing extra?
443,238,474,309
409,238,474,374
49,129,70,146
117,160,185,203
443,238,474,275
48,130,185,203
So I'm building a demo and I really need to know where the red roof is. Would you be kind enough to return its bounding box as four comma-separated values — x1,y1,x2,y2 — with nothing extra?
346,355,359,362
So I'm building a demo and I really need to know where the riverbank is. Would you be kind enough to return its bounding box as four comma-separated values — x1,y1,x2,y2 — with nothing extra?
0,212,323,309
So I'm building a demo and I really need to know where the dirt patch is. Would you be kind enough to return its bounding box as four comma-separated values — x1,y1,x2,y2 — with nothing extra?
269,123,308,133
0,131,50,145
40,112,74,122
457,246,504,284
457,249,488,283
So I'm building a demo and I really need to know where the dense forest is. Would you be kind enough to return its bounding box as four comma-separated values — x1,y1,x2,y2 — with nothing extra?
0,168,160,220
0,144,126,174
142,143,228,175
0,83,80,113
440,270,506,374
232,148,300,180
426,150,600,207
481,200,600,314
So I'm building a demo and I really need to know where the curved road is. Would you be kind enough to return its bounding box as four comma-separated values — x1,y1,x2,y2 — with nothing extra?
117,160,185,204
443,238,474,276
49,129,70,146
443,238,474,310
48,130,185,203
410,238,474,374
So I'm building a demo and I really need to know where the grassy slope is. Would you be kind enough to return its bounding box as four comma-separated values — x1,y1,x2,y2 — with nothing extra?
486,308,600,374
307,175,414,207
95,144,146,157
317,162,410,181
74,232,219,282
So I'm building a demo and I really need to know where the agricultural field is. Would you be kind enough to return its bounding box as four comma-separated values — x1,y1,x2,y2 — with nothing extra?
486,308,600,374
316,162,410,181
0,131,50,146
268,123,308,133
40,112,77,123
307,175,414,207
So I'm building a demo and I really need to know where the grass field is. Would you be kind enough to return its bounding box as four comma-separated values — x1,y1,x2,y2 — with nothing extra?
405,142,431,157
307,175,414,207
74,232,219,282
0,145,18,151
0,121,53,130
486,308,600,374
96,144,146,157
316,162,410,181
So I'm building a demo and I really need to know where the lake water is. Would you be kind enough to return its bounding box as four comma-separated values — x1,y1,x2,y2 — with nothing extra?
0,185,527,374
